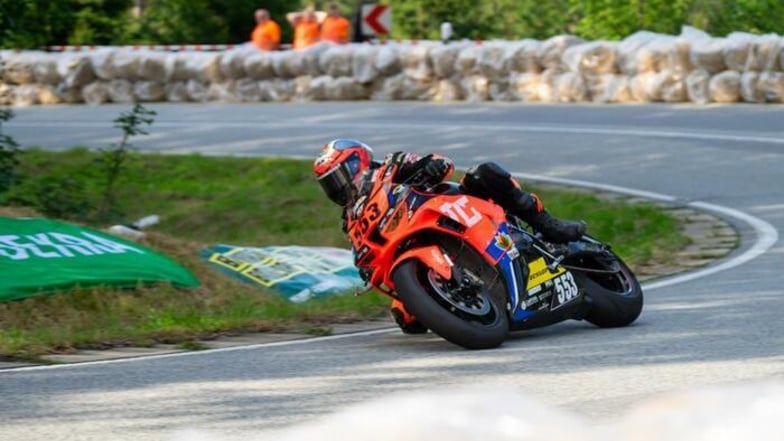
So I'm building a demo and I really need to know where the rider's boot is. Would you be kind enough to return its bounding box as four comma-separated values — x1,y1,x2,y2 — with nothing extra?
508,190,586,244
390,299,428,334
458,161,585,243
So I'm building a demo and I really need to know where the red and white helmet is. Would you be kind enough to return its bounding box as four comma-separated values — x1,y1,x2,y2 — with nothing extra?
313,138,374,206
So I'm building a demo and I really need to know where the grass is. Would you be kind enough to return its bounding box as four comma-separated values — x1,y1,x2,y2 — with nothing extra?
0,149,689,360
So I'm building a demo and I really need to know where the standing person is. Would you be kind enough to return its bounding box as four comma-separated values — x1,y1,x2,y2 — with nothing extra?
287,6,321,50
251,9,281,51
320,2,351,44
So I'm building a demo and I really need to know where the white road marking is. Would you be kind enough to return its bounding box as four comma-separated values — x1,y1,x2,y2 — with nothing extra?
2,121,779,372
2,175,776,373
2,328,398,372
9,120,784,145
511,172,779,291
750,203,784,212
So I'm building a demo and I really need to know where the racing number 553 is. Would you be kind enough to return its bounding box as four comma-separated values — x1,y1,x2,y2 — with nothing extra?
352,202,381,244
553,272,579,307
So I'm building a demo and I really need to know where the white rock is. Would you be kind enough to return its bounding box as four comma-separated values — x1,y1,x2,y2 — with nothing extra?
758,71,784,102
2,52,37,84
478,43,509,82
399,43,434,81
134,81,165,102
563,41,618,75
352,44,379,83
83,81,111,104
243,51,275,80
319,45,353,77
685,69,710,104
539,35,585,71
108,79,134,103
709,70,741,102
505,39,542,73
165,81,189,102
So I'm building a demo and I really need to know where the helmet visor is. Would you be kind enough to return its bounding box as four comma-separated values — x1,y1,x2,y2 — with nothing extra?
317,161,354,206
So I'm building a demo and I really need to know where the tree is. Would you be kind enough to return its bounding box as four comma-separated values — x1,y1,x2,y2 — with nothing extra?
0,109,21,196
206,0,297,44
121,0,313,45
494,0,574,40
695,0,784,36
0,0,132,48
123,0,227,44
69,0,133,45
3,0,784,48
0,0,77,48
569,0,691,40
389,0,501,40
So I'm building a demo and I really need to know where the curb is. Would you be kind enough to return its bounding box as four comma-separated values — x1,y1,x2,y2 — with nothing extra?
568,186,740,283
0,191,739,370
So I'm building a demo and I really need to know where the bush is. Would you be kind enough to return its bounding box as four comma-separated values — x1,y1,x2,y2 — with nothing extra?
5,175,94,221
1,105,156,223
0,109,21,196
33,176,93,220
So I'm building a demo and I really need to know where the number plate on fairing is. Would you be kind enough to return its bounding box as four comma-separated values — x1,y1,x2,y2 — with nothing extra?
549,271,580,310
523,258,580,311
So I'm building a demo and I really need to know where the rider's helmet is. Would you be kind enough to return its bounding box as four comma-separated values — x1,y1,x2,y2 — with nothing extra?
313,138,374,206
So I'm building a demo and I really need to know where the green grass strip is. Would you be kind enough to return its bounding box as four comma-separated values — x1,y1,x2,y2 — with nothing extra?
0,149,689,360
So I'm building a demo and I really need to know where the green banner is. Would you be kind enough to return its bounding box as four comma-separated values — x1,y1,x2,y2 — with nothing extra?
0,217,200,302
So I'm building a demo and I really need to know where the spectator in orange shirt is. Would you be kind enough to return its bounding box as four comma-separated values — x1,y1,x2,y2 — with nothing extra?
321,2,351,44
251,9,281,51
286,6,321,50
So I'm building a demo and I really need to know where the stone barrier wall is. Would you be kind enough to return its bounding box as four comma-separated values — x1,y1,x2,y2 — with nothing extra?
2,27,783,106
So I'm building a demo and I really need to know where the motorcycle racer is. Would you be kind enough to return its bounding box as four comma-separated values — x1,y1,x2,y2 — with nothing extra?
313,138,586,334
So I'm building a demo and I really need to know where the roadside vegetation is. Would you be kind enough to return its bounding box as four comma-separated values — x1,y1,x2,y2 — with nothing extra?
0,146,688,360
3,0,783,49
0,104,690,361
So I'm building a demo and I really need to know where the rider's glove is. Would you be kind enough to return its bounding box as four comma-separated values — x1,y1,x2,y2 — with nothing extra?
423,158,449,183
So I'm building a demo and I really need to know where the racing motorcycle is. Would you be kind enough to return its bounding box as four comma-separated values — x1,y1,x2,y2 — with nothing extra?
347,167,643,350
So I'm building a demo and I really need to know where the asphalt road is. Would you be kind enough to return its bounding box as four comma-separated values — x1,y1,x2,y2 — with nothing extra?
2,103,783,441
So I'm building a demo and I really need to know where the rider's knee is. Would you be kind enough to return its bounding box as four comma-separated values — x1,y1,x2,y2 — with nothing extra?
460,162,516,198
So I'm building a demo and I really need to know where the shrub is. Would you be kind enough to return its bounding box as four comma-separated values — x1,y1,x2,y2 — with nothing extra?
0,109,22,196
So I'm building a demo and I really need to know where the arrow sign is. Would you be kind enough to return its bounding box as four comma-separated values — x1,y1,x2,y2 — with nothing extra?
361,4,391,36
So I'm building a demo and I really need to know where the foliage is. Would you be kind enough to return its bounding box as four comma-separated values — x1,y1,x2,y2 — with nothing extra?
0,152,687,359
0,105,155,222
69,0,134,45
691,0,784,36
3,0,784,48
0,109,22,196
97,103,156,221
122,0,228,44
0,0,131,48
0,0,76,48
203,0,307,47
389,0,574,41
569,0,693,40
11,176,93,220
386,0,784,40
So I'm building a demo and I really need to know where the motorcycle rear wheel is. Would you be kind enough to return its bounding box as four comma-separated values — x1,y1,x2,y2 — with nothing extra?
392,260,509,350
577,255,643,328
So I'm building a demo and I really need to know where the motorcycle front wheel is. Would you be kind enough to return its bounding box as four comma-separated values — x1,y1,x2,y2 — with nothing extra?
392,260,509,350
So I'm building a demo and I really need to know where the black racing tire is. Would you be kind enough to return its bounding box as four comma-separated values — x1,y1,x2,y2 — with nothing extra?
578,255,643,328
392,260,509,350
